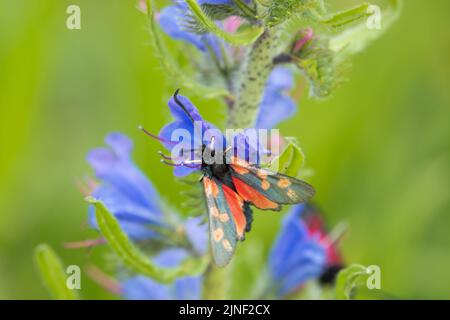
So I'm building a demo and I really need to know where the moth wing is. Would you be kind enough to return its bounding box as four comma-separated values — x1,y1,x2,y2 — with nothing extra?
202,176,247,267
230,161,315,209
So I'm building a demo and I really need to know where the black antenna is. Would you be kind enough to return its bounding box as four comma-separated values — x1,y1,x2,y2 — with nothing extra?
173,89,195,124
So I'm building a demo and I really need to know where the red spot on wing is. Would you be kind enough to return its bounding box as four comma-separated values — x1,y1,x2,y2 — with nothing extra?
230,164,250,175
231,176,280,210
203,177,219,198
230,156,251,168
221,184,246,239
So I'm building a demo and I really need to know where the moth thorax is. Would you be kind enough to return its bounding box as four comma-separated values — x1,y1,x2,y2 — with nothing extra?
211,163,229,178
202,147,225,166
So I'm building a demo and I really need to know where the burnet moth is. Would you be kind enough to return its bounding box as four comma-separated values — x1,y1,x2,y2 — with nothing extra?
141,90,316,267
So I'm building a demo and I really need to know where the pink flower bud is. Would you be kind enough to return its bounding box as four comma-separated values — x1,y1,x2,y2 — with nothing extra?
223,16,244,33
293,28,314,54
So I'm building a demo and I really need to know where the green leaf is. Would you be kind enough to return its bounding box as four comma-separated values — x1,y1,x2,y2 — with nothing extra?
233,0,257,17
145,0,229,99
329,0,402,58
194,2,257,23
185,0,263,46
291,1,401,98
320,3,371,28
34,244,79,300
87,197,209,283
269,137,304,176
352,287,397,300
265,0,326,27
199,4,242,21
265,0,302,27
335,264,371,300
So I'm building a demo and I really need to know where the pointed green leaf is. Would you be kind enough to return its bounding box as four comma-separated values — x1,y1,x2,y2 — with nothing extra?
87,197,209,283
185,0,263,46
329,0,402,58
265,0,326,27
335,264,371,300
269,137,304,176
145,0,229,99
34,244,79,300
199,4,241,21
233,0,257,19
320,3,371,28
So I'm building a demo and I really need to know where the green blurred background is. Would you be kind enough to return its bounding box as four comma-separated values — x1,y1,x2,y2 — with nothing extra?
0,0,449,299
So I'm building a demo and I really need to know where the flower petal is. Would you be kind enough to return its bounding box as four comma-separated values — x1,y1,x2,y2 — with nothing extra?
174,276,202,300
159,94,226,176
269,205,308,278
277,244,326,296
122,274,202,300
256,93,296,129
92,184,163,224
267,67,294,90
269,204,327,296
173,165,199,177
159,5,207,52
105,133,133,160
88,204,159,240
122,276,171,300
185,217,208,255
153,248,190,268
256,67,297,129
87,133,162,214
159,121,199,151
167,93,206,125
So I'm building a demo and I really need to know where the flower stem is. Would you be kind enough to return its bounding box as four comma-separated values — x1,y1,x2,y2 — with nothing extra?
227,29,280,128
202,263,229,300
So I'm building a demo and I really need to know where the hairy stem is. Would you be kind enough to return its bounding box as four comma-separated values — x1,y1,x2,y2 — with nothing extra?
202,263,229,300
227,28,280,128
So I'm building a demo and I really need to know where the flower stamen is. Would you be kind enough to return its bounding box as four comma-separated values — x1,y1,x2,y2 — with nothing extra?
138,125,177,145
160,159,200,169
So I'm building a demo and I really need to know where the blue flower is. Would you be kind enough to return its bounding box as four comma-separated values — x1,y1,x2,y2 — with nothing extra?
158,93,223,177
158,1,226,57
159,4,205,52
301,204,344,273
122,248,202,300
87,133,166,240
269,204,327,297
256,67,297,129
157,92,270,176
87,135,207,300
159,93,214,148
157,1,254,59
185,216,209,255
